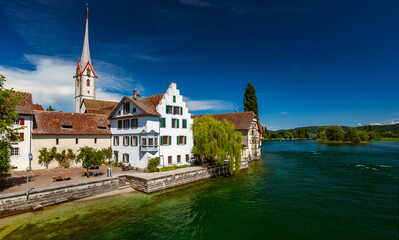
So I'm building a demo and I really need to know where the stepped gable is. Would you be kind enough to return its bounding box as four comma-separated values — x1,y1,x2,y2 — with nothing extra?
33,111,110,135
193,111,257,131
82,99,118,115
33,104,44,111
15,92,34,115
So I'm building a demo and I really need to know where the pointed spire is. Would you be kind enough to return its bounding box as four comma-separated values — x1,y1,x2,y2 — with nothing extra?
78,6,93,74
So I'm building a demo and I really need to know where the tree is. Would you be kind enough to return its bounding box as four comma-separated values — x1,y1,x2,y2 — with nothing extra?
316,126,327,140
76,147,105,177
358,131,369,142
325,125,345,141
46,105,55,111
192,115,243,174
101,147,112,163
0,75,23,176
243,82,259,117
297,128,306,138
305,128,312,139
263,126,270,139
344,128,361,143
55,149,76,168
38,147,57,169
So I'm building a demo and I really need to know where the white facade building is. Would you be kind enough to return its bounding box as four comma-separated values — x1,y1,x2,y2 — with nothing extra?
9,92,34,171
74,8,97,113
109,83,193,171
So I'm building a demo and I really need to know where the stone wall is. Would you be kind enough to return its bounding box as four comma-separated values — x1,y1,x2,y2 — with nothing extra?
0,177,122,217
126,163,247,193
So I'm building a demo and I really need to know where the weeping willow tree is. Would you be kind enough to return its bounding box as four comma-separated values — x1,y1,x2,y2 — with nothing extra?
192,115,243,174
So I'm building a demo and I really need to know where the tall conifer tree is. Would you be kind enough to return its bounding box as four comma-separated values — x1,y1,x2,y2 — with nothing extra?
243,82,259,117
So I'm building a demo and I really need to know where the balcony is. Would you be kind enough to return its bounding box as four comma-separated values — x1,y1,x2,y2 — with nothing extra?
140,146,158,152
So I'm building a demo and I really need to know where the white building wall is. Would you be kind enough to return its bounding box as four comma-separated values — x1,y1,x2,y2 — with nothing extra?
9,115,32,171
157,83,193,167
110,100,160,170
31,135,110,170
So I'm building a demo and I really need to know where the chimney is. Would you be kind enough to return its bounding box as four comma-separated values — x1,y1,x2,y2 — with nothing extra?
235,109,238,113
133,90,140,100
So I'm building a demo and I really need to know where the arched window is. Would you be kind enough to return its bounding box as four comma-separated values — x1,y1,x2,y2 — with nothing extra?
87,79,90,86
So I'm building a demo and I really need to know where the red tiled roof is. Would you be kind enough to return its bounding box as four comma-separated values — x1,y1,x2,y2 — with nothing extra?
15,92,34,115
192,111,257,131
110,94,165,118
82,99,118,115
33,104,44,111
33,111,111,135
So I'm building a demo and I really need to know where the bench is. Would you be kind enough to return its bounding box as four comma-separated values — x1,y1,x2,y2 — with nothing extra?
52,174,72,182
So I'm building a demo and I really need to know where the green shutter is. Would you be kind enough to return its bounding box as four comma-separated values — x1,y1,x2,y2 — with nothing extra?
177,136,179,145
173,106,176,115
183,119,187,128
184,136,187,144
166,106,169,114
173,96,176,102
169,136,171,145
180,107,183,115
177,119,179,128
160,118,165,128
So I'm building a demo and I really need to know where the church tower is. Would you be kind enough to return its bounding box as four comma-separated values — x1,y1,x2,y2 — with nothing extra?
74,7,97,113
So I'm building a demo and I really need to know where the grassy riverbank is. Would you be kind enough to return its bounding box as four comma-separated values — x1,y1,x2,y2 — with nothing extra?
373,138,399,142
314,139,368,144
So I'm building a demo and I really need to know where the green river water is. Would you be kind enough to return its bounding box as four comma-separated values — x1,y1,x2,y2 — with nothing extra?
0,140,398,239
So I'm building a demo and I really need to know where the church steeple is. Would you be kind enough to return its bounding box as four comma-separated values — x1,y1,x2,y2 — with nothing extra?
75,6,97,113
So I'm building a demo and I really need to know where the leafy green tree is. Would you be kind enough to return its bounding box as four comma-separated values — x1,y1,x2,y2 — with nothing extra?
101,147,112,162
367,131,377,140
358,131,369,142
297,128,306,138
76,147,105,177
363,125,373,132
263,126,270,139
0,75,23,176
305,128,312,139
192,115,243,174
38,147,57,169
345,128,361,143
55,149,76,168
243,82,259,117
325,125,345,141
46,105,55,111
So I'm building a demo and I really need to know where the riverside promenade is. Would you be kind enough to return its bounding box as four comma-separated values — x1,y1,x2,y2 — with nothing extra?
0,161,248,217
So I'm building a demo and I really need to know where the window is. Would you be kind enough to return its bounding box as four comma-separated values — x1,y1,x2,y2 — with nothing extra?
166,105,173,114
172,119,179,128
114,151,119,162
154,138,158,146
87,79,90,86
123,136,130,146
87,69,91,75
13,119,20,125
177,155,181,163
168,156,172,164
133,108,136,113
160,118,166,128
14,118,24,125
113,136,119,146
94,138,97,144
10,148,19,156
148,138,154,146
76,138,79,144
131,118,138,128
177,136,186,145
56,138,59,145
123,153,129,163
183,119,187,128
118,120,122,129
173,96,176,103
174,106,182,115
123,102,130,114
19,133,24,141
186,154,189,162
142,138,147,146
160,136,171,145
123,119,130,129
131,136,138,146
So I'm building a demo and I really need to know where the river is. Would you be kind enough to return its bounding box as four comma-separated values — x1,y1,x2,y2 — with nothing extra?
0,140,398,239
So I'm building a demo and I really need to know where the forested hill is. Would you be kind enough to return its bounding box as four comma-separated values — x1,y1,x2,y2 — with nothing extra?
276,123,399,134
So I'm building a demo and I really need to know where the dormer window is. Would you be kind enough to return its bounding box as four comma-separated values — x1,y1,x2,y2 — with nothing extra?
133,108,136,113
87,69,91,76
87,79,90,86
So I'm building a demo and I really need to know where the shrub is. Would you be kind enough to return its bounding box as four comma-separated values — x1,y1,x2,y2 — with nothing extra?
148,157,160,173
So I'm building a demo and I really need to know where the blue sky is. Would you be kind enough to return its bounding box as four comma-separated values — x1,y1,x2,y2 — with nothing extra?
0,0,398,130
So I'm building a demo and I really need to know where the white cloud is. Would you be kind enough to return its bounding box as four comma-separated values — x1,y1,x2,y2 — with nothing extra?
369,120,399,126
357,123,362,126
1,54,141,112
184,97,235,111
280,112,288,115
